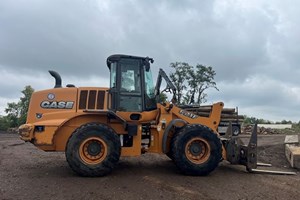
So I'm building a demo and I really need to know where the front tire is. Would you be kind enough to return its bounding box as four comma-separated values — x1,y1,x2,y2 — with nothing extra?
66,123,121,177
172,124,222,176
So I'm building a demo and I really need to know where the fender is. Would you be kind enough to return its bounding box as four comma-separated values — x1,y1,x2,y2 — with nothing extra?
162,119,187,153
31,113,108,148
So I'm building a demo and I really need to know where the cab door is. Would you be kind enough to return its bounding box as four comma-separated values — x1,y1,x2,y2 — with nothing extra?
109,58,143,112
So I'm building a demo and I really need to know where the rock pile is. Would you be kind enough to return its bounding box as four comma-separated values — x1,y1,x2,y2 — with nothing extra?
242,125,280,135
7,127,19,134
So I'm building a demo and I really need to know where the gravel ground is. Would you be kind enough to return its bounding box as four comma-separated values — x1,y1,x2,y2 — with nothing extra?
0,133,299,200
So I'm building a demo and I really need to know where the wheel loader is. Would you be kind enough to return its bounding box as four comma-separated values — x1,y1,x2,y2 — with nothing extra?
19,54,292,176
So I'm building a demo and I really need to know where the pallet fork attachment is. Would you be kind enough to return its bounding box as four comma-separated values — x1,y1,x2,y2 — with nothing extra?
223,123,296,175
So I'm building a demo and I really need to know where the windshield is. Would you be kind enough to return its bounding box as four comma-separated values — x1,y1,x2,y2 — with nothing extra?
120,59,141,93
144,66,157,110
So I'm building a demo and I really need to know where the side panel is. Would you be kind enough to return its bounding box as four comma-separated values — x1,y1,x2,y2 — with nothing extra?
147,110,175,153
24,87,111,150
27,87,78,123
53,114,125,151
54,114,144,156
35,127,59,145
121,125,143,156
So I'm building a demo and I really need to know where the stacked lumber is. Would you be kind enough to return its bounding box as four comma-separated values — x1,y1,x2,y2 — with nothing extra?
182,105,244,122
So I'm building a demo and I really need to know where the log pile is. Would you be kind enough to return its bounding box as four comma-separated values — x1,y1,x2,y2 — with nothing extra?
182,105,244,122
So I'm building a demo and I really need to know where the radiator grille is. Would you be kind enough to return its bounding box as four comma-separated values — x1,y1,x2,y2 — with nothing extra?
97,91,105,109
79,90,105,110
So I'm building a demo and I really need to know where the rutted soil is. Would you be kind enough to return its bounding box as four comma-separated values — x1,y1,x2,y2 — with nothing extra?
0,133,299,200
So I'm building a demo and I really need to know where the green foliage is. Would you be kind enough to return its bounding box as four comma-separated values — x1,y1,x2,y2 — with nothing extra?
5,102,21,128
169,62,191,104
2,85,34,129
0,116,10,131
279,119,293,124
169,62,218,105
159,92,168,103
243,115,298,130
188,64,218,104
243,115,273,125
289,123,300,134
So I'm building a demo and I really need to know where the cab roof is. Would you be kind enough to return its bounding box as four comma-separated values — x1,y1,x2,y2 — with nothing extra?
106,54,153,69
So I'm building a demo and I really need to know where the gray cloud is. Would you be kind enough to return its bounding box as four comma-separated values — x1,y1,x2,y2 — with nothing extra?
1,0,300,121
210,75,300,121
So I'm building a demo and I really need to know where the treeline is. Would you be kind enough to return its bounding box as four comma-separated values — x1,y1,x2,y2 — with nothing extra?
243,116,295,125
0,86,34,131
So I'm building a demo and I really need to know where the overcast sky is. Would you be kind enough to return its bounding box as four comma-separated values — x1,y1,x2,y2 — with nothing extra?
1,0,300,122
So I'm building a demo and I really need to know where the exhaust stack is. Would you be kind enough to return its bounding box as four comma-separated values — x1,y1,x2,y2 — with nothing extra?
49,70,62,88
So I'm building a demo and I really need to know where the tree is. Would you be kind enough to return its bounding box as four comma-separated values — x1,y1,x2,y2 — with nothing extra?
0,116,10,131
194,65,218,104
5,102,21,128
169,62,191,104
281,119,292,124
169,62,218,105
19,85,34,124
182,93,192,105
243,115,273,125
243,116,258,125
4,85,34,127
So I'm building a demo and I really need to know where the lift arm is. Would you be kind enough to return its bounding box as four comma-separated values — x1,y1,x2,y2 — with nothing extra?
154,68,177,102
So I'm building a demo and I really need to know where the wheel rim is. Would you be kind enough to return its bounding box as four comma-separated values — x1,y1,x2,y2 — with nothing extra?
79,137,107,165
185,137,211,164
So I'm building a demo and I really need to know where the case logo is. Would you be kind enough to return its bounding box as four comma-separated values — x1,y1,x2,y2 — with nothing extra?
41,101,74,109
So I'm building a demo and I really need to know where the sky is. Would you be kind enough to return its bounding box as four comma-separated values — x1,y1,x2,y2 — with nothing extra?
1,0,300,122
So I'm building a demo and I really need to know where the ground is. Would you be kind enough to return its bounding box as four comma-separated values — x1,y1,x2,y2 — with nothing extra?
0,133,299,200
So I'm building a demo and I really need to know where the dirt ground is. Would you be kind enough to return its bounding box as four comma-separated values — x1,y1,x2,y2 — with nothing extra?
0,133,299,200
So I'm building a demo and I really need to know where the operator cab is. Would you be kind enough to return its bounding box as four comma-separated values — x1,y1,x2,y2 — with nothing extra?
107,55,157,113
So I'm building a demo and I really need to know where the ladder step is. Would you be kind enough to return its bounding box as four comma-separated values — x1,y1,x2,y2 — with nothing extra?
257,162,272,167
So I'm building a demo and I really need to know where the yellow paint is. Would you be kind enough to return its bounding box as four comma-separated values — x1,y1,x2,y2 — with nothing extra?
34,126,58,145
121,125,142,156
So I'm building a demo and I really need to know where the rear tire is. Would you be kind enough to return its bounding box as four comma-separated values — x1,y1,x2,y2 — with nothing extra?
172,124,222,176
66,123,121,177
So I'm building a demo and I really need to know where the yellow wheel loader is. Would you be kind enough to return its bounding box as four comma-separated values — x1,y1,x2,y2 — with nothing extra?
19,54,288,176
